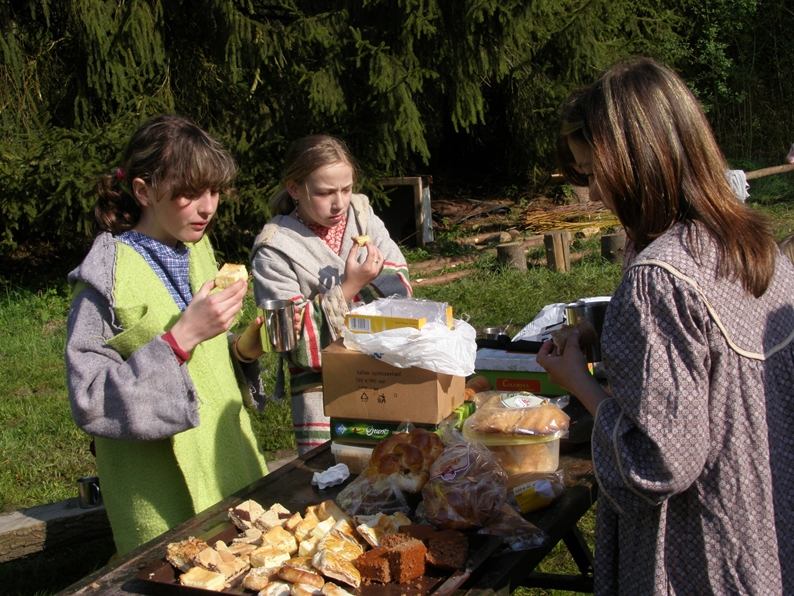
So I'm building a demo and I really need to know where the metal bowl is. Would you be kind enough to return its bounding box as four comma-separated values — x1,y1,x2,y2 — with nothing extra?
481,326,510,342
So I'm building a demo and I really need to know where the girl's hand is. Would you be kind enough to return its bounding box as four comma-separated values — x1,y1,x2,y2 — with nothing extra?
341,240,383,302
169,279,247,353
234,315,265,361
293,305,304,336
536,330,609,416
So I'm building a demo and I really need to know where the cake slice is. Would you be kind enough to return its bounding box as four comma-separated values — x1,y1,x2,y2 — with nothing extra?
355,547,391,584
215,263,248,289
178,567,227,591
387,538,427,584
166,536,209,572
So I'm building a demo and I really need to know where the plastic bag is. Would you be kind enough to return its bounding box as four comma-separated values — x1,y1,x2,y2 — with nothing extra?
478,504,548,551
335,473,412,516
421,441,508,530
465,391,570,437
342,318,477,376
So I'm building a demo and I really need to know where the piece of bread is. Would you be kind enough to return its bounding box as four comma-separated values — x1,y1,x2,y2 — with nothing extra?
178,566,227,591
278,565,325,588
550,317,598,355
250,544,292,569
215,263,248,289
316,500,352,523
365,428,444,494
241,565,280,591
352,235,370,247
291,583,324,596
260,580,293,596
263,526,298,555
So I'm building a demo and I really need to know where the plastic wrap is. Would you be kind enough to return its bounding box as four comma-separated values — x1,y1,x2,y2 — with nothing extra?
507,470,565,513
421,441,508,531
478,504,548,551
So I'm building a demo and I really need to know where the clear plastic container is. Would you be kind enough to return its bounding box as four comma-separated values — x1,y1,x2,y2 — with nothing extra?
330,441,374,475
461,425,562,475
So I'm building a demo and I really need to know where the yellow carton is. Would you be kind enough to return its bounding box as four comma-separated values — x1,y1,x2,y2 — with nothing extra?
345,299,453,334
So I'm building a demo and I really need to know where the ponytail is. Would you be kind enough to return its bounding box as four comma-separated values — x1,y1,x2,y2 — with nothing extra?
269,187,295,216
93,172,141,234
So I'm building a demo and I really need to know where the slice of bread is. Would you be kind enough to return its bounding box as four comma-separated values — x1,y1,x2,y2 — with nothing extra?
215,263,248,289
550,317,598,355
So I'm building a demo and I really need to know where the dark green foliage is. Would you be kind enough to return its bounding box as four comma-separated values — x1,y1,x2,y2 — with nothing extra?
2,0,793,269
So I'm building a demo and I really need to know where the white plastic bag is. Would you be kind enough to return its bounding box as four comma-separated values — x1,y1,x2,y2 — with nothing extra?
341,319,477,376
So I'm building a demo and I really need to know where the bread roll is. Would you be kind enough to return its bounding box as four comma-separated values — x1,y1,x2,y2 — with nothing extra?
215,263,248,289
550,317,598,355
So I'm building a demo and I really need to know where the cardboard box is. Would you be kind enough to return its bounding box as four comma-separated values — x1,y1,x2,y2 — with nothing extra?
330,402,476,445
322,339,466,424
474,348,568,395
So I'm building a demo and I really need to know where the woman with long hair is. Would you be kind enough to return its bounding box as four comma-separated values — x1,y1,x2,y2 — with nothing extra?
537,58,794,594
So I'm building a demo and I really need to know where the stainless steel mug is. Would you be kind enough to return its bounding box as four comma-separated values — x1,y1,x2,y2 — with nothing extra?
259,299,297,352
565,297,611,363
77,476,102,508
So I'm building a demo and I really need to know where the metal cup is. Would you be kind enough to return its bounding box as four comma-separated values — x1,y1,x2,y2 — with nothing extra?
259,299,297,352
565,297,611,363
77,476,102,508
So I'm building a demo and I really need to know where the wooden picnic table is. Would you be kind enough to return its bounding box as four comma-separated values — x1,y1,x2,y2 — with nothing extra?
59,442,597,596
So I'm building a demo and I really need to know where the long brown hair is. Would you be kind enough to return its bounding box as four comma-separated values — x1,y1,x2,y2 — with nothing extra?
93,115,237,234
557,57,776,297
269,134,358,216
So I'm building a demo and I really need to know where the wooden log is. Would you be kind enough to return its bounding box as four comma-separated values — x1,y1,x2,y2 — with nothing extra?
600,231,627,264
744,163,794,180
497,241,528,271
0,498,111,563
409,253,479,275
544,230,571,272
412,269,473,288
455,231,512,246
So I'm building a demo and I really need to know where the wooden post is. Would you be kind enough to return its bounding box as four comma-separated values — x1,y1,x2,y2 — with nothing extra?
601,231,627,264
496,241,527,271
544,230,571,272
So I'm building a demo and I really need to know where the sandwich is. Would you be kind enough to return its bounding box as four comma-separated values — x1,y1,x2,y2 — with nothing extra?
215,263,248,289
550,317,598,356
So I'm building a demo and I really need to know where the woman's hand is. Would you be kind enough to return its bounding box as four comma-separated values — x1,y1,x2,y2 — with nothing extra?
234,315,266,361
536,330,609,416
341,240,384,302
169,279,247,353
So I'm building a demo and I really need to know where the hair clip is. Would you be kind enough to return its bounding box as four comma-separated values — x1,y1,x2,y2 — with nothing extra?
115,168,125,180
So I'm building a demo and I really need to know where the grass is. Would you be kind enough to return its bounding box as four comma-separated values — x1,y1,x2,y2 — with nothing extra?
1,177,793,595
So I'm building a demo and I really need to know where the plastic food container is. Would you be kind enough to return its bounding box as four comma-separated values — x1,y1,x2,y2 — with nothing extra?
330,441,374,475
461,426,562,475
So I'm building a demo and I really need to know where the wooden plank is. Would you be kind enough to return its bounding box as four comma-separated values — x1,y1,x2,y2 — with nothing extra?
0,498,111,563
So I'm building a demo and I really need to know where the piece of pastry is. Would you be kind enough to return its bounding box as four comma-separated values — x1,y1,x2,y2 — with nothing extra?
311,549,362,588
291,584,324,596
215,263,248,289
241,565,279,591
229,499,267,530
354,512,412,548
166,536,209,572
178,566,227,591
316,500,352,523
352,235,371,247
316,533,364,561
263,525,299,555
250,544,292,569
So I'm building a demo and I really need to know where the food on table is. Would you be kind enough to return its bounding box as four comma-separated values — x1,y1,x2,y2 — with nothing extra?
364,428,444,493
215,263,249,288
165,494,472,591
312,549,362,587
352,235,371,247
384,535,427,584
354,511,412,548
464,375,493,400
422,442,508,530
550,316,598,355
178,566,227,591
466,395,569,436
166,536,209,572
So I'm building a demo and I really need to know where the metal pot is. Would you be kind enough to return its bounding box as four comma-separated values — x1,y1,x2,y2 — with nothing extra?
482,326,510,342
565,297,611,363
